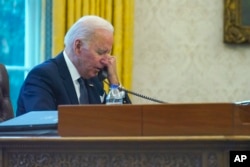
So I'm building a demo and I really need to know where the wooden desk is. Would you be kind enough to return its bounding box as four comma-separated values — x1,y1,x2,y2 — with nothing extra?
1,103,250,166
0,136,250,167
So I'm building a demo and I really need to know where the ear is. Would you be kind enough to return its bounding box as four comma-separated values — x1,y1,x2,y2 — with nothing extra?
74,40,82,55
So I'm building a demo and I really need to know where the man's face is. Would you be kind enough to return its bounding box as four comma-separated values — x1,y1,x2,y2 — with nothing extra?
76,29,113,79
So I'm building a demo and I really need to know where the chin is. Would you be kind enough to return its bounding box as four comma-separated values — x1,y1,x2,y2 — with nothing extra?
89,72,98,78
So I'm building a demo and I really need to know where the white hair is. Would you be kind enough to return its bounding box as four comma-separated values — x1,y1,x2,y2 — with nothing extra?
64,15,114,53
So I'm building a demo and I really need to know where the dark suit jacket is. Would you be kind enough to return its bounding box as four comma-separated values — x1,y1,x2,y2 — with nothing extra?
16,52,107,116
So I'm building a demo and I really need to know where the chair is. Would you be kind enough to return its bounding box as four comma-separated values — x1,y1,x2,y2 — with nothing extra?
0,64,14,122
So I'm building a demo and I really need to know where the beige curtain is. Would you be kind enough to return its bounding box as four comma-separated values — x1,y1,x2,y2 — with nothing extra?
52,0,134,90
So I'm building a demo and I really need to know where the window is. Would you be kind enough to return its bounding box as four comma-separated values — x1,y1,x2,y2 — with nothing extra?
0,0,52,115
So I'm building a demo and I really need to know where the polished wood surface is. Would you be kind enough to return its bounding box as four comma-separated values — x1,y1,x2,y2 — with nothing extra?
58,105,142,136
143,103,235,135
58,103,250,136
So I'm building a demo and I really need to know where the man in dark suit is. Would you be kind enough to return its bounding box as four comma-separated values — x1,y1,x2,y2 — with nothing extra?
16,15,131,116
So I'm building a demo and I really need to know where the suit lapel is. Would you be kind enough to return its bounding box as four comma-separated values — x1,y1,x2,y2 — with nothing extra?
54,52,79,104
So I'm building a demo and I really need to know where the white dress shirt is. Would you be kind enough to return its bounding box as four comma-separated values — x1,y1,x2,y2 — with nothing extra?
63,51,81,102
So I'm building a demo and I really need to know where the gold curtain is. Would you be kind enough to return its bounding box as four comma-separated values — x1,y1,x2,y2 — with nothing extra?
52,0,134,90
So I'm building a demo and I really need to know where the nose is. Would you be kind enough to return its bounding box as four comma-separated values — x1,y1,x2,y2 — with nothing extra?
102,53,110,61
100,55,109,65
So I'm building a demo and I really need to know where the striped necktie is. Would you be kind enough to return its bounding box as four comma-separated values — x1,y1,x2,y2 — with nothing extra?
77,78,89,104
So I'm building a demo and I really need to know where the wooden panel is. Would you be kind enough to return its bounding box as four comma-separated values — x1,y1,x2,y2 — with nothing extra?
1,136,250,167
58,105,142,136
233,104,250,135
58,103,250,137
142,103,234,136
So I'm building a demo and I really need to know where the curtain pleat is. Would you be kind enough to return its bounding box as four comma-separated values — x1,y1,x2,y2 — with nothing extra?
67,1,74,28
75,0,82,19
82,0,90,14
122,0,134,88
52,0,133,90
52,0,66,56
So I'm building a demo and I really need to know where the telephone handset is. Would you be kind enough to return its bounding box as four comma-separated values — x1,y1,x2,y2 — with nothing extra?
98,67,108,81
98,67,166,104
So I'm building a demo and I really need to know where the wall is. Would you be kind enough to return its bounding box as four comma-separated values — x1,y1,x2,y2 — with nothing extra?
132,0,250,104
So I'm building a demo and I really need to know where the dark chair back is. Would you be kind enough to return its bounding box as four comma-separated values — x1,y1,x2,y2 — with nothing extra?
0,64,14,122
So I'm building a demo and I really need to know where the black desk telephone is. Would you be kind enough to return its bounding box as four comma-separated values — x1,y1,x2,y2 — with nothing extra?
98,67,108,82
98,68,166,103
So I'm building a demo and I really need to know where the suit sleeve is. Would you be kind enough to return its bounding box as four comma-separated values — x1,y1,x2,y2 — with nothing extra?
17,66,58,115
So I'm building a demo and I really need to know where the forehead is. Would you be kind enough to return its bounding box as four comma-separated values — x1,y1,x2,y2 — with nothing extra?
90,29,114,49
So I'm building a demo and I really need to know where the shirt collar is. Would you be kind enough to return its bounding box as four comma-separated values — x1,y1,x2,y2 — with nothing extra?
63,50,81,81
